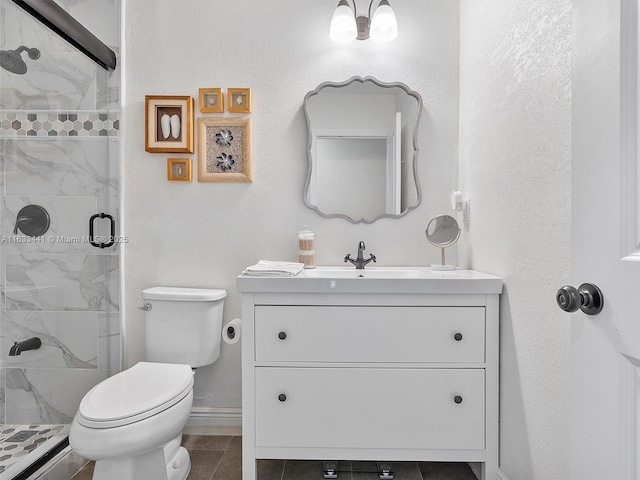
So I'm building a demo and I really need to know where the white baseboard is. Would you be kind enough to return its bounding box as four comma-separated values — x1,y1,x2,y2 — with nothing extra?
184,407,242,436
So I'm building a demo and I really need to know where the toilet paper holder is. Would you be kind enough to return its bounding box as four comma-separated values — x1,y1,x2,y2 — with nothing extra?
223,318,242,344
226,325,236,340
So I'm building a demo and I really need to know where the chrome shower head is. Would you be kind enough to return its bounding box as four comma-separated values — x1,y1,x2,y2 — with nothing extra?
0,45,40,74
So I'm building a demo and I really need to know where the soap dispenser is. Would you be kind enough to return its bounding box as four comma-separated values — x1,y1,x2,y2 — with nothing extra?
297,226,316,269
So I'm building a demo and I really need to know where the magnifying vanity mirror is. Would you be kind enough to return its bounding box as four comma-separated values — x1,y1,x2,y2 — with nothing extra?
425,214,460,270
303,76,423,223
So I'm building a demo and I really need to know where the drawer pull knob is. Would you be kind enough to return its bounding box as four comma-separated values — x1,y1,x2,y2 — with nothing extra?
278,393,287,402
454,395,463,404
278,331,287,340
454,332,463,341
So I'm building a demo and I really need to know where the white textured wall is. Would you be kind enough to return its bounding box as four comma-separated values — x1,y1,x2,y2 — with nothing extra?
123,1,460,411
459,1,571,479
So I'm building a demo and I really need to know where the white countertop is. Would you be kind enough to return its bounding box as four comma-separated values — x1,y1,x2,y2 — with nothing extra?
237,266,503,295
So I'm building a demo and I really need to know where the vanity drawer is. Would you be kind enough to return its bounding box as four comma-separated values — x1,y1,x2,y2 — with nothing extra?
254,306,485,363
255,367,485,450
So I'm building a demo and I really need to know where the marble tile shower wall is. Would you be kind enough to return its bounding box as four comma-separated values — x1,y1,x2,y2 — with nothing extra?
0,0,121,425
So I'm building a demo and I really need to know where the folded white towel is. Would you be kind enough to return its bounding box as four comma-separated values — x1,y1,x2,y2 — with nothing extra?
242,260,305,277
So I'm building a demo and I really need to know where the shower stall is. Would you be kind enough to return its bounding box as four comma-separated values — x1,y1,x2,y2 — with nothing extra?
0,0,121,477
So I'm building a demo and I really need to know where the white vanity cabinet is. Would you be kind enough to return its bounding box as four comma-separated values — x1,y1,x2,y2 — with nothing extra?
237,267,502,480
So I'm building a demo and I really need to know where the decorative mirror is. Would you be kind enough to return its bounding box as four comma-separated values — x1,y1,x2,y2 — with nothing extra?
425,214,460,271
303,76,423,223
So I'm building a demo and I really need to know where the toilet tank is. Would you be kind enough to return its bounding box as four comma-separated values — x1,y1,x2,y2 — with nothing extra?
142,287,227,368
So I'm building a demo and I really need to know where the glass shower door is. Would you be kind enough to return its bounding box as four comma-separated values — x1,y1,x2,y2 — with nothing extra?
0,0,121,477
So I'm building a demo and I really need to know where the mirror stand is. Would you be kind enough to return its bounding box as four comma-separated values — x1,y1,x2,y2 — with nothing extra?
425,214,460,271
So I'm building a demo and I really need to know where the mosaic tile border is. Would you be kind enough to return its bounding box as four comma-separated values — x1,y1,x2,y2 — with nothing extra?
0,112,120,138
0,424,66,473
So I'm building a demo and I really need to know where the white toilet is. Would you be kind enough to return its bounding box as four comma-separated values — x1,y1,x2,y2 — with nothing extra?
69,287,227,480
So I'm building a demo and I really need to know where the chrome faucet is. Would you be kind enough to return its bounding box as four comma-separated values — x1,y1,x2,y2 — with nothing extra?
344,241,376,270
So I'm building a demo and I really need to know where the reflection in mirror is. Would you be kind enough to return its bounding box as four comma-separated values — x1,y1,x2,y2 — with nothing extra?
425,215,460,271
303,76,422,223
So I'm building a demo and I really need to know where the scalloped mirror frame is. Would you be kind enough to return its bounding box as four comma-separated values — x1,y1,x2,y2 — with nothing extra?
303,76,423,224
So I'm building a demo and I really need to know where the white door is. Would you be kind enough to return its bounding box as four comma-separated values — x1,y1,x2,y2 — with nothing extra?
570,1,640,479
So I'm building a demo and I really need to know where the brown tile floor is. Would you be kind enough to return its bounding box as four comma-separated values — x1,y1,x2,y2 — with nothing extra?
71,435,477,480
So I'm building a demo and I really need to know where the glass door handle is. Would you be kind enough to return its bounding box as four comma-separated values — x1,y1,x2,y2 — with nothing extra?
89,212,115,248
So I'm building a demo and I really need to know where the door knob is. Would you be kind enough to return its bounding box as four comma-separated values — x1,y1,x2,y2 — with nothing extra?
556,283,604,315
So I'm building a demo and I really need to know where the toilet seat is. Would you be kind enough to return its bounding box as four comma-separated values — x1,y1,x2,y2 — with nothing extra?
77,362,194,429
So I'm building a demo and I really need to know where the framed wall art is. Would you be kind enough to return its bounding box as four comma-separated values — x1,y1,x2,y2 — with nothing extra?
227,88,251,113
167,158,192,181
198,116,252,182
199,88,224,113
145,95,194,153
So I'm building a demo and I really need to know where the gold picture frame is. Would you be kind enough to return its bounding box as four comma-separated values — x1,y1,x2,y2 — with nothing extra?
199,88,224,113
227,88,251,113
145,95,194,153
167,158,192,181
198,116,252,182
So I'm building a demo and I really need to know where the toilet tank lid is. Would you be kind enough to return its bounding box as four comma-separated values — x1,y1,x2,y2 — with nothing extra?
143,287,226,301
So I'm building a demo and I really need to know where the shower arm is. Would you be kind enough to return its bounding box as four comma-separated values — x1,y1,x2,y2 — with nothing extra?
13,45,40,59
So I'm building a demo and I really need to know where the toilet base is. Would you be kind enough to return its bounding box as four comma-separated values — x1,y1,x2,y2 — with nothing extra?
91,434,190,480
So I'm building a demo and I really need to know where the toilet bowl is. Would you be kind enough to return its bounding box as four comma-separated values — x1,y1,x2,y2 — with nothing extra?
70,362,194,480
69,287,226,480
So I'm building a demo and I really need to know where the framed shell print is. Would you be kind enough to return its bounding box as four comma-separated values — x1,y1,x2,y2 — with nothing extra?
145,95,194,153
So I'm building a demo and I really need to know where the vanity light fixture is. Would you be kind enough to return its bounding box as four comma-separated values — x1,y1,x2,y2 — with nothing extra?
329,0,398,43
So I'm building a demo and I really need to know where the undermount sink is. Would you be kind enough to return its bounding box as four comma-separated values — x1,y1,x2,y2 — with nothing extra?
303,266,423,279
